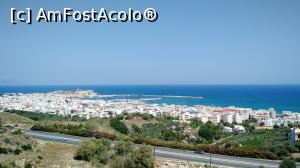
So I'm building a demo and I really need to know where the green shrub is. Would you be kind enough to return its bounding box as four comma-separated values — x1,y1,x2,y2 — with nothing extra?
279,158,296,168
95,131,117,140
125,115,133,120
3,138,10,144
131,124,141,133
294,157,300,162
75,138,111,164
142,114,154,120
190,118,202,129
116,115,124,120
0,147,8,154
114,140,133,156
14,148,22,155
133,137,278,160
21,144,32,151
129,144,154,168
6,110,86,122
31,123,92,137
12,130,22,135
6,147,13,153
110,118,128,134
24,162,32,168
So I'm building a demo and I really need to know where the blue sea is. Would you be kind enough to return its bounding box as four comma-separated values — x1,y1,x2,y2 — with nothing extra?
0,85,300,113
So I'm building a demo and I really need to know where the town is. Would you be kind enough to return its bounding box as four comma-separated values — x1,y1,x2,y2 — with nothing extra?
1,90,299,131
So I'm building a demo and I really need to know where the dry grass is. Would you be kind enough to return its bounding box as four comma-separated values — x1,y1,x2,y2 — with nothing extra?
38,140,91,168
0,112,35,128
122,117,158,129
86,118,119,135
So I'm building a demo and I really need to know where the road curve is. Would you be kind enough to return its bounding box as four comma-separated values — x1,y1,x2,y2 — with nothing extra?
21,129,300,168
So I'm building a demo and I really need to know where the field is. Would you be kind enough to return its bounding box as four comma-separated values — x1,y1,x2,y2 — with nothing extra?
37,141,91,168
0,112,35,128
218,127,292,157
122,116,158,128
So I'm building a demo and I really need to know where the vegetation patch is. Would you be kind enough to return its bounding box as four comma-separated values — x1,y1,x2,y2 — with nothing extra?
75,138,155,168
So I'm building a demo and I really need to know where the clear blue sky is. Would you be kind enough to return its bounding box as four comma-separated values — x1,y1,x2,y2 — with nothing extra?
1,0,299,85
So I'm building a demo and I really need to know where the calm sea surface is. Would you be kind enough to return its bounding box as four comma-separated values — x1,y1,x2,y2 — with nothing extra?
0,85,299,113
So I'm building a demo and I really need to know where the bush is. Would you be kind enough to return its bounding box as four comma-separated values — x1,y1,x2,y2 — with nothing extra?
198,122,223,141
24,162,32,168
142,114,154,120
95,131,117,140
12,130,22,135
0,163,11,168
131,124,141,134
225,143,232,148
0,147,8,154
4,138,10,144
116,115,124,120
75,138,111,164
129,144,154,168
190,118,202,129
125,115,133,120
6,110,86,122
110,118,129,134
114,140,133,156
21,144,32,151
294,157,300,162
31,123,92,137
109,156,128,168
279,158,296,168
109,144,154,168
6,147,13,153
14,148,22,155
133,137,278,160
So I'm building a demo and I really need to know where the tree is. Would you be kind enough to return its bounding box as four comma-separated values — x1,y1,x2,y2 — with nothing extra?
131,124,141,134
190,118,202,129
198,123,223,141
198,124,215,141
279,158,296,168
142,114,154,120
161,129,178,141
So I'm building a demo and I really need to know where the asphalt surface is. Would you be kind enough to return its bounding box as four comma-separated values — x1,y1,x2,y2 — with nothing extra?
21,129,300,168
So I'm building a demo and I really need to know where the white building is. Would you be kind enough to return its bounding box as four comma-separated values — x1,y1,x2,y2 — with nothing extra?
222,114,233,124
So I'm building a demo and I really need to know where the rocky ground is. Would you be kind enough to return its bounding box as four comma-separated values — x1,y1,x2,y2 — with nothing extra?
155,157,218,168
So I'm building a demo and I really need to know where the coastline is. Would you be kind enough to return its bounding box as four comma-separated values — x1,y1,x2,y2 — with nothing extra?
0,85,300,113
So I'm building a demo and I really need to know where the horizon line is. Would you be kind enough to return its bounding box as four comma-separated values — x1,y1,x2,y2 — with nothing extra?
1,84,300,87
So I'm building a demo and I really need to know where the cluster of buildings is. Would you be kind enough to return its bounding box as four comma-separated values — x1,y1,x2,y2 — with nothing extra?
0,90,299,128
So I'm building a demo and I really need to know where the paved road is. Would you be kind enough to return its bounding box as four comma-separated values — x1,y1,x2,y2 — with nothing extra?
21,129,300,168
